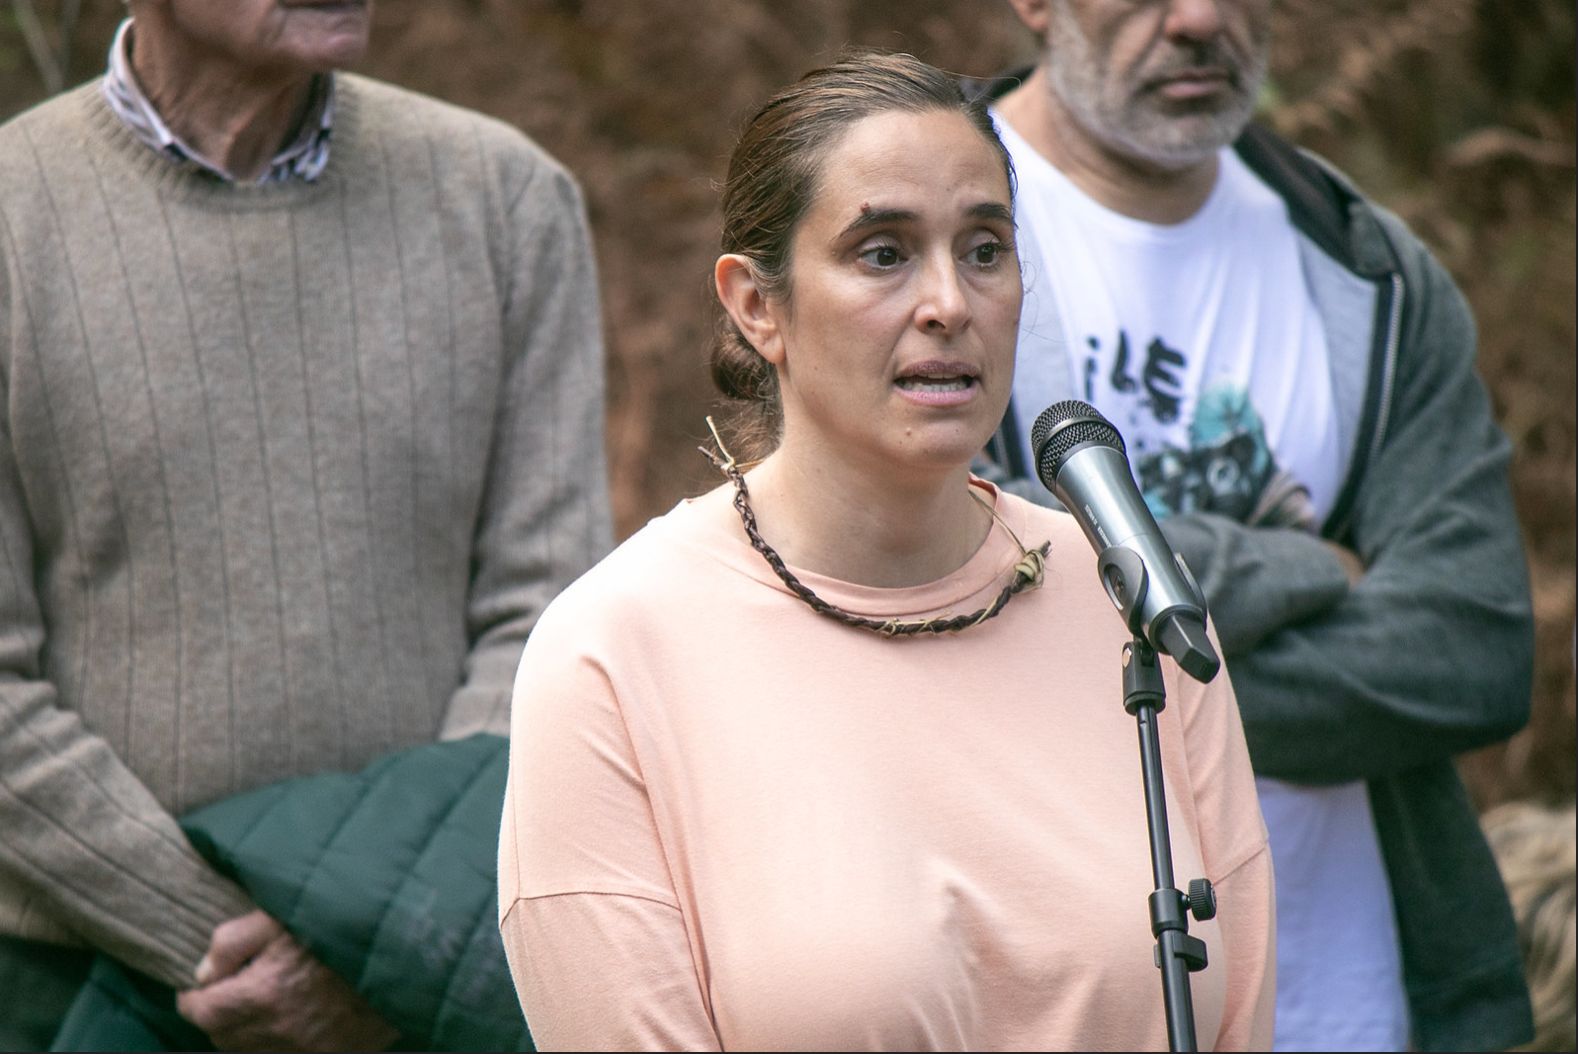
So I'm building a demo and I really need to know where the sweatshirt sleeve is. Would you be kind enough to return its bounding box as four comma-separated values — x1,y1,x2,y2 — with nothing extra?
1171,645,1276,1052
1216,225,1532,785
500,894,719,1053
440,154,614,740
498,600,719,1051
0,368,253,988
1208,843,1277,1052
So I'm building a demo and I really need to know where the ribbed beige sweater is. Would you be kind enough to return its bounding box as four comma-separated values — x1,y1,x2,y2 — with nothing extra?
0,75,611,988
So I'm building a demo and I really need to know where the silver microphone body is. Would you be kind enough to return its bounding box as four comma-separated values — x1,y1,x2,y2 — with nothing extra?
1030,401,1220,683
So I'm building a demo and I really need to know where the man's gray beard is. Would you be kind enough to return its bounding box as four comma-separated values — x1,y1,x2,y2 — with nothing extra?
1044,4,1268,170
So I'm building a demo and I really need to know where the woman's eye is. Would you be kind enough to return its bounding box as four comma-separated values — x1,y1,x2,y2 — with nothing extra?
860,244,902,268
970,240,1005,266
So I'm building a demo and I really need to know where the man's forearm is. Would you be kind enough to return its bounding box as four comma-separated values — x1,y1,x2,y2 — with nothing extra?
1160,512,1352,656
0,683,254,987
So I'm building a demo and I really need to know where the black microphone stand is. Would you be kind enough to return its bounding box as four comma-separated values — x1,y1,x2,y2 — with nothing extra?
1122,635,1217,1053
1028,401,1226,1049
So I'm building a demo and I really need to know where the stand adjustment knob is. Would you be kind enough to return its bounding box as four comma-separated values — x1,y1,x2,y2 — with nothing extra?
1186,878,1217,921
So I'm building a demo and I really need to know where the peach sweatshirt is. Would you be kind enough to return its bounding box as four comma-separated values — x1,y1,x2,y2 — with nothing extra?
499,480,1274,1051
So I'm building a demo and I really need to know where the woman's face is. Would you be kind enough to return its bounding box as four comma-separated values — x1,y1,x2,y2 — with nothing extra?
759,109,1022,480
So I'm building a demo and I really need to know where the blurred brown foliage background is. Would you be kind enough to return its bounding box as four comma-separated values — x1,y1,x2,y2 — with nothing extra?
2,0,1573,808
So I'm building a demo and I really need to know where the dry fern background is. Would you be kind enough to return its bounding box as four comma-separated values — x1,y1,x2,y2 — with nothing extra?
2,0,1572,808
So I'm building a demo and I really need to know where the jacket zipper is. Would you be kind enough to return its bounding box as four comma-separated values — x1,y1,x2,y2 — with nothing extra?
1371,273,1404,462
1331,271,1404,541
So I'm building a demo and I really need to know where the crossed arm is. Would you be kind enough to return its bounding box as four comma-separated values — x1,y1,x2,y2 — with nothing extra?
981,241,1531,787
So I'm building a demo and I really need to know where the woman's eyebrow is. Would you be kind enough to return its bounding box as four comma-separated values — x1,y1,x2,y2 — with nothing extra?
836,206,916,240
837,201,1014,241
969,202,1014,225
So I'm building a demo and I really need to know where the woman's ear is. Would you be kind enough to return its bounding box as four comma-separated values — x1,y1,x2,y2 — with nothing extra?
715,254,786,367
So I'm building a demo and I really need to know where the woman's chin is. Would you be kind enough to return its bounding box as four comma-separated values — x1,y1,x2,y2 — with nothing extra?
881,428,995,478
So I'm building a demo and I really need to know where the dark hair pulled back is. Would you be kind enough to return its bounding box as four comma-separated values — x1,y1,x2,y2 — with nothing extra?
711,49,1014,455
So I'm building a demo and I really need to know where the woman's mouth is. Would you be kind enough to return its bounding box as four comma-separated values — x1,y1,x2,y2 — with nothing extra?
896,376,971,393
894,363,979,406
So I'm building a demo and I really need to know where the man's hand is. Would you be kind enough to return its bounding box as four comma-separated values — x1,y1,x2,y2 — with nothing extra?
177,910,399,1052
1324,540,1366,586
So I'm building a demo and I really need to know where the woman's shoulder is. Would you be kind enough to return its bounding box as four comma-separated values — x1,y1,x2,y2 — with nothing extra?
990,487,1092,570
527,484,748,644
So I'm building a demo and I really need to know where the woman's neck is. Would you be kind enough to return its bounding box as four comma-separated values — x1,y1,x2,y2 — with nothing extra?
743,447,991,589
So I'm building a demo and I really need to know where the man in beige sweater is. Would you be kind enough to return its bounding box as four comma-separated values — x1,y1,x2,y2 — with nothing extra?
0,0,611,1047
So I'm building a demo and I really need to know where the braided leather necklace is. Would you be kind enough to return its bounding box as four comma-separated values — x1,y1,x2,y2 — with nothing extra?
701,418,1050,638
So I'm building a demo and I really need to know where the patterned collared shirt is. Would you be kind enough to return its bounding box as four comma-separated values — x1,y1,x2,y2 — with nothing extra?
101,18,335,184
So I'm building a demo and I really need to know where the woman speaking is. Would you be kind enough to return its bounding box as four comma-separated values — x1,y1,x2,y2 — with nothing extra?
498,51,1274,1051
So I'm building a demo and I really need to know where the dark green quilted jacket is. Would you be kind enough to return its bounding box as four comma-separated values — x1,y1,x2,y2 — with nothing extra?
51,734,532,1052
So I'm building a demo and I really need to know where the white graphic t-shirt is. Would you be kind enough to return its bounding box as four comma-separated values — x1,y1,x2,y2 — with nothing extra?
996,114,1410,1051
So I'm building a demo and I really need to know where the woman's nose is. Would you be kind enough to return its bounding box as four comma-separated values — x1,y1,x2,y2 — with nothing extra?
915,256,971,334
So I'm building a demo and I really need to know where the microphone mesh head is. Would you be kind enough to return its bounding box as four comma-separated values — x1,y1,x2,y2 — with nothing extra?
1030,399,1126,486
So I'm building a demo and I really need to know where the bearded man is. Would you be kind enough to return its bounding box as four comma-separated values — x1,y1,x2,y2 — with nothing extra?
977,1,1534,1050
0,0,611,1048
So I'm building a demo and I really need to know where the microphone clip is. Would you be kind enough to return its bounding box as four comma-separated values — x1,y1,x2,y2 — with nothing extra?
1100,544,1220,684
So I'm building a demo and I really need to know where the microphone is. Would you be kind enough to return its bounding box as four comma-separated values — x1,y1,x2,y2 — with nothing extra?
1030,400,1220,683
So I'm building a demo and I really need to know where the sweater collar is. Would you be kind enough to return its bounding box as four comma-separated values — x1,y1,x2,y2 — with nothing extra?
101,18,335,186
